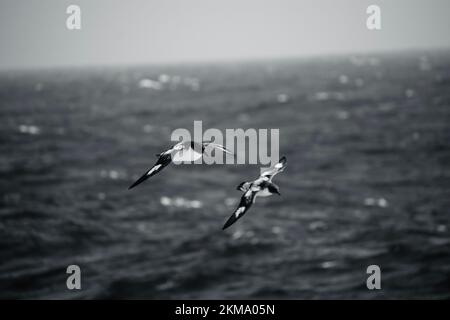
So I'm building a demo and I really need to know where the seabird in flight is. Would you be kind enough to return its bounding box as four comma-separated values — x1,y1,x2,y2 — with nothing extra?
222,156,287,230
128,141,232,189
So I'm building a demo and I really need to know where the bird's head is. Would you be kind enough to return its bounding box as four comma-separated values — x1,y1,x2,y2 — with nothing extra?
237,181,251,192
173,143,184,151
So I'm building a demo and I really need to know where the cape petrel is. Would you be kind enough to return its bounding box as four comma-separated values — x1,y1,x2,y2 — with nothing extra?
128,141,232,189
223,156,287,230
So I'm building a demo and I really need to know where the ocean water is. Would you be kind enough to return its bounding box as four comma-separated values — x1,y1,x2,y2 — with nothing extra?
0,51,449,299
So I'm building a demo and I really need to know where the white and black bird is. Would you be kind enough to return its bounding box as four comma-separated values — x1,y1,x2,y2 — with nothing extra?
222,156,287,230
128,141,232,189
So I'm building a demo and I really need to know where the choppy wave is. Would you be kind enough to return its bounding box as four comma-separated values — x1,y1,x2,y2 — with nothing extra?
0,51,449,299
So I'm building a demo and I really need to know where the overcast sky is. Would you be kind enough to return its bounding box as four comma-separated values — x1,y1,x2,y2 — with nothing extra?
0,0,449,70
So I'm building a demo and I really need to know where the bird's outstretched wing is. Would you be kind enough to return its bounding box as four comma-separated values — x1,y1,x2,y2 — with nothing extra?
260,156,287,181
172,141,232,163
222,188,257,230
203,142,233,155
128,153,172,189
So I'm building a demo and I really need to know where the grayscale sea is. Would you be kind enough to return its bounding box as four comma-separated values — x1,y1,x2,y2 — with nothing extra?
1,51,449,299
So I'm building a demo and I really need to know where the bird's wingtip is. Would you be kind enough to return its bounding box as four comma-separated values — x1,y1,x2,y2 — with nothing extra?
127,172,150,190
128,182,138,190
222,217,235,230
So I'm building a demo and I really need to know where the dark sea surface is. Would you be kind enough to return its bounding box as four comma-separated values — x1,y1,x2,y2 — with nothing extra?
0,51,449,299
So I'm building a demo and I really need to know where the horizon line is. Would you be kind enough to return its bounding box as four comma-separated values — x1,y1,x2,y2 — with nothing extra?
1,45,449,74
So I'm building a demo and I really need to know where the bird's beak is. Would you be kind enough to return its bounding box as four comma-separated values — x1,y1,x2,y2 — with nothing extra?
276,191,281,196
